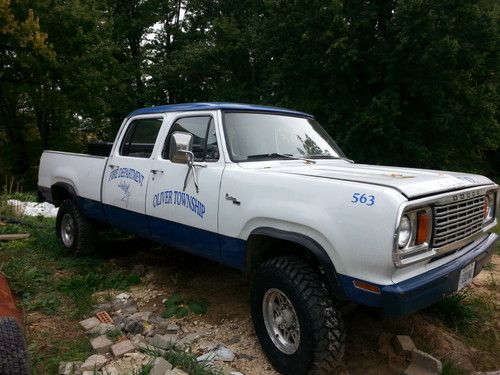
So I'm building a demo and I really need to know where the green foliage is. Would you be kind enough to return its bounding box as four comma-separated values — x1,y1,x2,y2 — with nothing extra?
162,293,210,318
2,0,499,183
141,348,223,375
29,337,92,375
431,291,498,355
432,292,478,330
442,359,469,375
106,328,125,342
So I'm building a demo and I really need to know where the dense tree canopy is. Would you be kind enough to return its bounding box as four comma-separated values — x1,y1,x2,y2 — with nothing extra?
0,0,498,186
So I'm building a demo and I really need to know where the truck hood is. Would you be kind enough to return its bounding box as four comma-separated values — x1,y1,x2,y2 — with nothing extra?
238,161,494,199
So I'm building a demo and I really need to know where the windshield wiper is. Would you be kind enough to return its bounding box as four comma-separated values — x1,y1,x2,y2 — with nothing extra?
246,153,316,164
307,154,355,163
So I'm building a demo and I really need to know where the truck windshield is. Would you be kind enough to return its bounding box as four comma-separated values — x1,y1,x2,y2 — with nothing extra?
223,112,346,162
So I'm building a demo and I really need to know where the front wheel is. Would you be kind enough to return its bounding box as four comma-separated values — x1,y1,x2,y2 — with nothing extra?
56,199,96,255
251,257,345,375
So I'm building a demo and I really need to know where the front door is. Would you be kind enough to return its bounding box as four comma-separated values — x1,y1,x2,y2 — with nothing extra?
102,115,164,236
146,112,224,260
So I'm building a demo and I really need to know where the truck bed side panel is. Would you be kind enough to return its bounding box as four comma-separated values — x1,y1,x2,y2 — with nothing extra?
38,151,108,222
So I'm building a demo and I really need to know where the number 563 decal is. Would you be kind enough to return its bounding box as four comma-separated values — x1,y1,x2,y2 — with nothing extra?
351,193,375,206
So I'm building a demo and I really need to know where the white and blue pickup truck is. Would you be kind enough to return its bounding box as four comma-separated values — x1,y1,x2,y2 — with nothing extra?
38,103,498,375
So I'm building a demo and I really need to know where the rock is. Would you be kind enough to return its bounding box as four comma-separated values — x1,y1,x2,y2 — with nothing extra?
79,317,100,331
81,354,108,371
111,339,136,358
393,335,416,354
197,346,235,362
95,301,113,312
112,298,135,311
131,334,146,346
90,335,113,354
238,353,255,361
81,372,94,375
103,365,119,375
148,334,177,349
175,332,203,349
125,320,146,334
229,372,244,375
128,311,152,322
166,369,189,375
89,322,115,335
150,357,173,375
166,323,180,334
404,349,443,375
58,361,82,375
116,292,130,301
225,336,240,346
142,322,154,336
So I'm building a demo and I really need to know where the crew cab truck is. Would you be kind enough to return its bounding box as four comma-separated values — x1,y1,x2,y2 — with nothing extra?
38,103,498,375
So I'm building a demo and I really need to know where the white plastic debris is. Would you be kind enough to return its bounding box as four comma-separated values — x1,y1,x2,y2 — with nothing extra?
6,200,58,218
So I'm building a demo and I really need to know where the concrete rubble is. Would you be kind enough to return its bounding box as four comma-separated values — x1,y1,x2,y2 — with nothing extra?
64,292,245,375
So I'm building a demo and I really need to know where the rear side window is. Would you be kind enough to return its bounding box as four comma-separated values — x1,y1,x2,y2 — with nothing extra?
162,116,219,162
119,118,163,158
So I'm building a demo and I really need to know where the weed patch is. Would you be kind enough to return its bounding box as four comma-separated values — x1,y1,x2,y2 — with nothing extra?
441,359,468,375
142,347,222,375
162,293,210,318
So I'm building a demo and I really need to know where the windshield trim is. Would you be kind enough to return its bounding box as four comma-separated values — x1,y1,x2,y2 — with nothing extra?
221,110,345,163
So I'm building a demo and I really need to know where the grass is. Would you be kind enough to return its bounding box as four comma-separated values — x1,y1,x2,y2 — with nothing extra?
441,359,469,375
0,192,142,374
162,293,210,318
29,337,93,375
432,292,478,331
431,291,498,358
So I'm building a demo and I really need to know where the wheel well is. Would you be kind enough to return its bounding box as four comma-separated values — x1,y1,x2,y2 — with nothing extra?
245,229,346,300
246,235,318,274
51,184,75,207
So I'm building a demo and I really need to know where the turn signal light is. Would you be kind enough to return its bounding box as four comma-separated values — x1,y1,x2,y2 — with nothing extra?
416,212,430,245
353,280,381,295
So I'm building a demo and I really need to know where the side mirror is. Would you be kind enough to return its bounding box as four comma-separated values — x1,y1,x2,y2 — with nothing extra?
169,132,193,164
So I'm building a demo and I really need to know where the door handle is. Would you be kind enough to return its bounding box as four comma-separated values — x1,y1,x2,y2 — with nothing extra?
151,169,164,175
108,164,119,169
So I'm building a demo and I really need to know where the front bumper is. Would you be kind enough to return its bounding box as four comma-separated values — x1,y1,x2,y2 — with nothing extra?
339,233,497,315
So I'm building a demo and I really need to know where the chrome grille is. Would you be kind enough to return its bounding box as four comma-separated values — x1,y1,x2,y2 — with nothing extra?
432,196,484,247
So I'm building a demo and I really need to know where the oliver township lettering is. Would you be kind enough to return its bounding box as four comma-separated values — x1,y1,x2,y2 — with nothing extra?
152,190,206,219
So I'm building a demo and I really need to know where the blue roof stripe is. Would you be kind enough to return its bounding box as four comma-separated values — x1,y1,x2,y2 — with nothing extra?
127,102,313,118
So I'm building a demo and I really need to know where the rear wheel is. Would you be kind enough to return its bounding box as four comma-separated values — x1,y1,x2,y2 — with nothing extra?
0,317,31,375
251,256,345,375
56,199,96,255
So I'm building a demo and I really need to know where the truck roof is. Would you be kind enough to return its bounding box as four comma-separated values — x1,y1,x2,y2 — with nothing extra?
128,102,314,118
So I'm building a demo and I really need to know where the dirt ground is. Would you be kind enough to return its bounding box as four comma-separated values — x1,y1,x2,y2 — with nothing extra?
23,237,500,374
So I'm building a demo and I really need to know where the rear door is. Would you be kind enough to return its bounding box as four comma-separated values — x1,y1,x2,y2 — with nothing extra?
102,115,164,236
145,111,224,260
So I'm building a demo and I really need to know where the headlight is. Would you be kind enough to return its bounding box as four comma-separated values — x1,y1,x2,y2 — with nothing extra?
398,215,412,248
483,192,495,224
394,208,434,267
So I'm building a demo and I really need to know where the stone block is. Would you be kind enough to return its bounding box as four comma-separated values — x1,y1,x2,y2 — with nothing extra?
150,357,173,375
111,339,135,358
90,335,113,354
79,317,100,331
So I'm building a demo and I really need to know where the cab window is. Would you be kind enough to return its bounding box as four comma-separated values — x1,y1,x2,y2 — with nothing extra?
163,116,219,162
119,118,163,158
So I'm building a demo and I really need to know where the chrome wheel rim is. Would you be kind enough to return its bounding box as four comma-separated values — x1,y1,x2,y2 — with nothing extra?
262,288,301,354
61,213,75,247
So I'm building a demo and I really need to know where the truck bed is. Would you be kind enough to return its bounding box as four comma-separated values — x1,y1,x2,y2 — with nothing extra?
38,151,108,204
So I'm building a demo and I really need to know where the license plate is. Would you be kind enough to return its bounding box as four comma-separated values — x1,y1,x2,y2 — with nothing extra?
457,262,475,291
